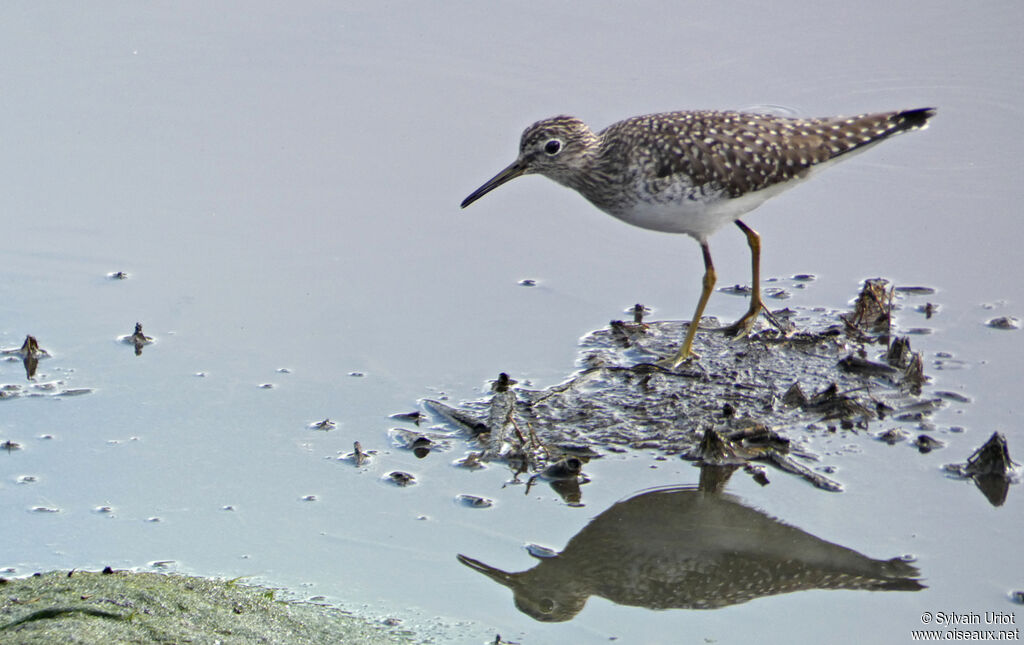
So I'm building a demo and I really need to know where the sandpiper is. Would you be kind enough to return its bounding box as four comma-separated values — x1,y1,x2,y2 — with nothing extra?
461,107,935,365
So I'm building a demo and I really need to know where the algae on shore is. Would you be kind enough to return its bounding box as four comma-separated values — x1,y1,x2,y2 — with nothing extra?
0,569,417,645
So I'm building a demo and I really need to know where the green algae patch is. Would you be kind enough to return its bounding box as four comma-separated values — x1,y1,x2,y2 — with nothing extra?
0,570,417,644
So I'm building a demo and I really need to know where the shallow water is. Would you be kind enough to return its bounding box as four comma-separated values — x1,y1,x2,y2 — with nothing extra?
2,3,1023,643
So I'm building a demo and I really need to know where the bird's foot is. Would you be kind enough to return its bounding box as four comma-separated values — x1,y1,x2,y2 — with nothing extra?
656,347,700,370
722,308,763,339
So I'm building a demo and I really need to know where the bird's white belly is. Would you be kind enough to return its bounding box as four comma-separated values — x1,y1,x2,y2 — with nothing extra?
603,183,792,241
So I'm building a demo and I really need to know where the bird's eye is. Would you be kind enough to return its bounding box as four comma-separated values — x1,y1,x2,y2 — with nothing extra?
544,139,562,155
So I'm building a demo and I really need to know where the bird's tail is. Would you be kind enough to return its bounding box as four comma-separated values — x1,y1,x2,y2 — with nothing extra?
895,107,937,131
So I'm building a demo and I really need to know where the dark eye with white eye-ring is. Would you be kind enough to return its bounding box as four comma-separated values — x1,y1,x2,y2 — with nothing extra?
544,139,562,155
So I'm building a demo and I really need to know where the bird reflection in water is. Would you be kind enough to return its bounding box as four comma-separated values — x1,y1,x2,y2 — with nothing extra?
457,483,923,622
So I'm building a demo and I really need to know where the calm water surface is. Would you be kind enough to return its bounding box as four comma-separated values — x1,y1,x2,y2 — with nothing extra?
2,3,1022,643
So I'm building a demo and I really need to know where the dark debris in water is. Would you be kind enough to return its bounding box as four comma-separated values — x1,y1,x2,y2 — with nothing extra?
385,471,416,487
337,441,375,466
1,334,92,398
310,418,337,431
987,316,1020,330
456,494,494,509
1,335,50,380
390,411,425,425
945,432,1021,507
118,322,153,356
423,279,970,493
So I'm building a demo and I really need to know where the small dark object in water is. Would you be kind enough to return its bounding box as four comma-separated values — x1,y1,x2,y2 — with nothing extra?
108,271,129,279
424,399,489,437
18,335,42,357
492,372,516,392
131,323,150,343
541,457,583,480
410,436,432,459
1,440,22,453
1010,590,1024,605
935,390,972,404
632,303,648,323
456,494,494,508
964,432,1018,478
945,432,1020,507
877,428,909,445
386,471,416,487
744,463,770,486
894,285,936,295
348,441,370,466
987,316,1020,330
2,335,49,379
125,322,154,356
914,434,944,454
311,418,336,431
390,411,424,425
518,278,537,287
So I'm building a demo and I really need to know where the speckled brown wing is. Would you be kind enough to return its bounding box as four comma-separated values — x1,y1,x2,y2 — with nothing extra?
609,109,934,198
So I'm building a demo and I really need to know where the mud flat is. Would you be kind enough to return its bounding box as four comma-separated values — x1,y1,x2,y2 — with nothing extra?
0,569,419,645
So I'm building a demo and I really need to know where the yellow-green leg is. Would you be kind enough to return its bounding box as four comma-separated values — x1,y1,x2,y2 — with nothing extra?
723,219,764,337
667,240,717,367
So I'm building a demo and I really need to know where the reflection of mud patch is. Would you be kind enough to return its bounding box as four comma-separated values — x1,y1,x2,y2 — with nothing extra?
426,280,967,492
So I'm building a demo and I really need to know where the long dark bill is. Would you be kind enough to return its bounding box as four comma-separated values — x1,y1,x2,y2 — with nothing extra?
460,160,527,209
455,554,515,586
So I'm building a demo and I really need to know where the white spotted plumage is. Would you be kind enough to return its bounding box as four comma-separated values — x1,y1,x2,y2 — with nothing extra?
461,106,935,364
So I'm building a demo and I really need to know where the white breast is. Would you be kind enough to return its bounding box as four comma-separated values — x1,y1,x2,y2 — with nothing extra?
602,178,802,241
